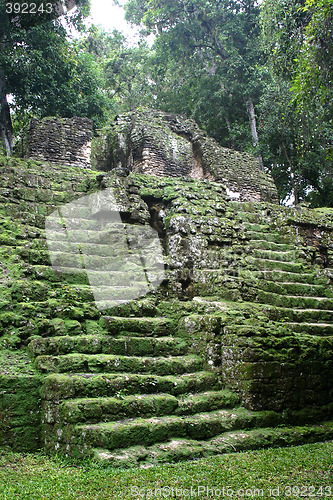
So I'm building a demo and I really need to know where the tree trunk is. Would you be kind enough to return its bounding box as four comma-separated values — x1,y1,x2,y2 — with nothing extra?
246,98,264,171
0,69,13,156
225,117,235,149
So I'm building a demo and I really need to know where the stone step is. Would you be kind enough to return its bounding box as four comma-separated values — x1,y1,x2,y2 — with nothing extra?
250,248,300,262
246,230,290,244
45,390,240,425
58,407,279,455
250,240,295,252
266,306,333,323
241,222,272,232
47,251,146,271
236,212,262,223
42,371,220,401
90,420,333,466
0,315,84,338
246,257,305,273
50,227,131,245
225,321,333,337
285,323,333,336
48,240,146,259
4,300,99,322
228,201,258,211
99,316,174,336
0,208,45,228
29,335,188,357
95,299,141,312
245,269,328,285
93,298,158,318
50,284,150,302
34,353,203,376
9,279,49,302
258,281,332,298
18,247,51,266
0,184,87,202
10,279,152,305
46,217,127,232
24,265,90,285
258,290,333,310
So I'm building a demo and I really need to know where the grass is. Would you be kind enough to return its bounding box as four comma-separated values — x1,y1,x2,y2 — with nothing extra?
0,442,332,499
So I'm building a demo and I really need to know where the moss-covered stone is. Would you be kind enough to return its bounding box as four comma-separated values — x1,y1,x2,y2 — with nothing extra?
0,351,42,451
0,149,332,463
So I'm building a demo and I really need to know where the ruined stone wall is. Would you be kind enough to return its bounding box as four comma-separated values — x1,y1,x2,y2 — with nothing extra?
21,117,92,168
122,174,333,412
0,155,332,454
91,110,278,204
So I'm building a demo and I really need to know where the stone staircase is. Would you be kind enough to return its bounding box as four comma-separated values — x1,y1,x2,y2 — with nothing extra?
230,203,333,338
26,304,333,466
30,308,242,462
1,157,333,465
187,201,333,417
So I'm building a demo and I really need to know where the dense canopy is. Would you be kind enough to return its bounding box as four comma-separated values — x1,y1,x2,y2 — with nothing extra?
0,0,332,206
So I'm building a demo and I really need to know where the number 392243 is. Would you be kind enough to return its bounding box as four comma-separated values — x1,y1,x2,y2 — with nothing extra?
5,3,53,14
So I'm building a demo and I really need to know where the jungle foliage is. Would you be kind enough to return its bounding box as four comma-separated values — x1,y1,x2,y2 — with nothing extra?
0,0,332,206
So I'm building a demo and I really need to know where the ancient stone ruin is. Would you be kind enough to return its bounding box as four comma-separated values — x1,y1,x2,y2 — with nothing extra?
20,116,92,168
92,110,278,204
0,112,332,466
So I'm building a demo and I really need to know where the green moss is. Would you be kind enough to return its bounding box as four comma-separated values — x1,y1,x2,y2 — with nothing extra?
0,152,333,461
0,352,42,451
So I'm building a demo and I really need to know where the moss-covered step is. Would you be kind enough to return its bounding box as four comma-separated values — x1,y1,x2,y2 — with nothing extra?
16,247,51,266
241,222,272,232
28,335,188,357
99,316,174,336
47,252,148,271
94,299,149,312
247,269,329,285
250,240,295,251
92,299,158,318
10,279,50,302
48,240,146,259
258,290,333,310
265,306,333,323
257,281,333,297
1,317,88,341
91,420,333,467
176,389,240,415
284,323,333,336
23,265,90,285
234,211,262,223
0,209,46,228
47,227,130,245
46,269,149,287
57,407,282,456
34,353,203,375
5,300,98,322
44,390,239,425
0,350,43,451
250,248,301,262
245,230,291,243
246,257,305,273
49,283,150,302
42,371,220,400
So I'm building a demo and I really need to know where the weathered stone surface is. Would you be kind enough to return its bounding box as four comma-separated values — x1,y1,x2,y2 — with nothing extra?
91,110,278,203
19,117,92,168
0,145,332,462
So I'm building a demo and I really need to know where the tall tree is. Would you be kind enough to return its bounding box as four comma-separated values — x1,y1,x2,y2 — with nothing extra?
260,0,333,206
78,27,156,115
123,0,265,168
0,0,90,155
292,0,333,113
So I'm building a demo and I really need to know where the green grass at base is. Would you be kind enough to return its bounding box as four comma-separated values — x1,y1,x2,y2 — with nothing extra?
0,441,332,499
